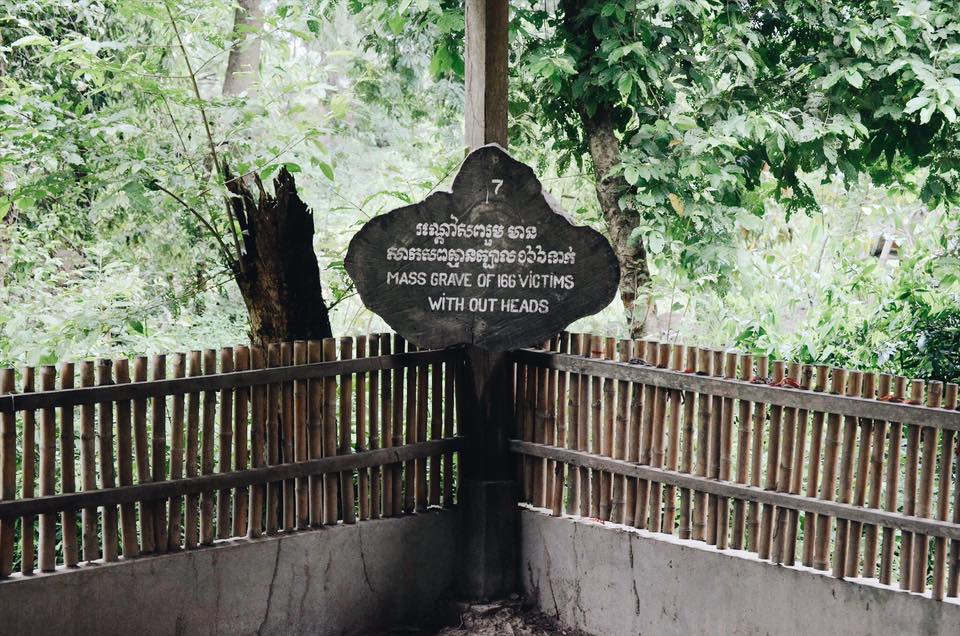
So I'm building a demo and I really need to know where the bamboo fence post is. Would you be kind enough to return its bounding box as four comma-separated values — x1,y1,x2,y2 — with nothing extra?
647,342,670,534
185,351,202,548
95,360,119,562
879,376,906,584
442,338,456,508
691,347,710,542
844,372,876,577
59,361,79,566
899,378,925,589
306,341,324,527
379,335,394,516
80,361,99,561
610,337,629,523
937,383,958,599
368,336,382,518
635,341,659,529
783,364,812,565
322,338,339,524
599,337,616,521
832,370,863,579
0,369,14,576
716,351,737,550
519,360,533,503
545,337,560,511
932,383,956,599
233,346,250,536
862,373,891,578
429,339,442,509
772,362,800,564
662,345,684,536
404,338,417,513
201,349,218,543
577,336,590,517
566,334,582,516
115,359,138,558
167,354,186,550
41,366,59,569
248,345,267,538
731,353,753,550
621,337,638,526
801,365,830,568
551,333,570,517
678,345,697,540
21,367,36,574
340,337,357,524
357,336,372,518
389,334,404,516
279,343,294,530
758,360,785,559
911,380,942,593
706,350,724,546
746,356,769,552
415,344,428,513
589,335,604,518
132,357,153,553
263,345,280,533
533,349,547,508
151,354,168,550
293,341,309,529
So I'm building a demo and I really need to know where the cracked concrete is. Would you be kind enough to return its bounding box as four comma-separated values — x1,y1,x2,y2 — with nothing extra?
519,507,960,636
0,510,458,636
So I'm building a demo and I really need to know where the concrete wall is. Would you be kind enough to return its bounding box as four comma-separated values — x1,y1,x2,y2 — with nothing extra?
520,506,960,636
0,510,458,636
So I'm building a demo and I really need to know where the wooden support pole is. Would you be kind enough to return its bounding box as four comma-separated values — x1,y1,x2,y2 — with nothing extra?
465,0,508,150
459,0,515,601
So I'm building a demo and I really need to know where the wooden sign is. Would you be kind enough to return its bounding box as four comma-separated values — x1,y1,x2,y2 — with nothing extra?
344,144,620,350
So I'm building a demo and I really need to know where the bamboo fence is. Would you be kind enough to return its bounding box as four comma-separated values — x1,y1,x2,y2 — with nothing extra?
514,332,960,601
0,335,461,577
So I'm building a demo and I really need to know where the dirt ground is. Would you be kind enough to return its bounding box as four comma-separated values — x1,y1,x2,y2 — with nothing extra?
377,598,586,636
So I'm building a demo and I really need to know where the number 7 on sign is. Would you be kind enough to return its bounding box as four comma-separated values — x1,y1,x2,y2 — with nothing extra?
487,178,504,203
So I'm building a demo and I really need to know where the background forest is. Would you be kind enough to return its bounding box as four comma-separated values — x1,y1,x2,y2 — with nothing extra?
1,0,958,383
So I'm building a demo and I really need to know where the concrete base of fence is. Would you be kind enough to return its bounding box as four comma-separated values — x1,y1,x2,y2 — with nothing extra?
519,506,960,636
0,510,459,636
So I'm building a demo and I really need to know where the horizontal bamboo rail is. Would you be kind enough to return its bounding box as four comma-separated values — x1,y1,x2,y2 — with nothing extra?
0,439,463,520
511,349,959,431
512,440,960,541
0,350,458,413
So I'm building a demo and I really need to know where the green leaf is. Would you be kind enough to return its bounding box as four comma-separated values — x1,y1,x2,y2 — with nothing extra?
317,161,334,181
647,232,665,254
11,34,52,48
904,96,929,113
617,73,633,99
284,162,302,173
734,50,755,71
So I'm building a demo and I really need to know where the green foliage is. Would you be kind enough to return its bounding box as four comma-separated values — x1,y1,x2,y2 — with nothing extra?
510,0,960,286
1,0,957,390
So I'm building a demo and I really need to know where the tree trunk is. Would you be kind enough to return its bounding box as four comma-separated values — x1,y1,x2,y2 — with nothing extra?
227,168,333,344
222,0,263,97
578,105,652,338
559,0,653,337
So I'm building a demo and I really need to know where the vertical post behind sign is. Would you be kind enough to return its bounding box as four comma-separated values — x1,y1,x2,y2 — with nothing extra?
459,0,516,600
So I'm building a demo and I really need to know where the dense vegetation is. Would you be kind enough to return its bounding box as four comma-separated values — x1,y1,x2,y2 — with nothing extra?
1,0,957,383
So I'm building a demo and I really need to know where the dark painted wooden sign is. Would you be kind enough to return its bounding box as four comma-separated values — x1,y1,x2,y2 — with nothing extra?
344,144,620,350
